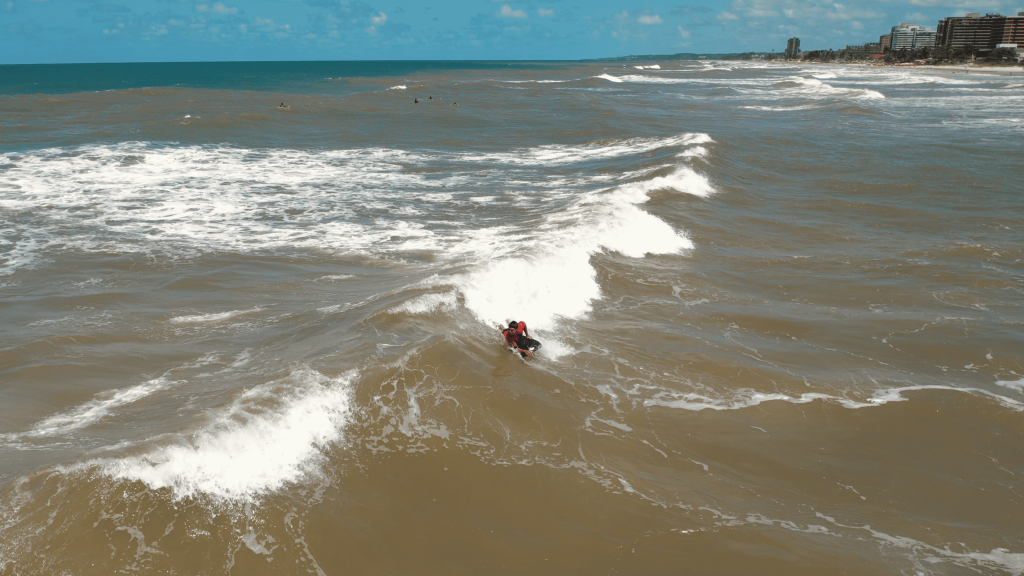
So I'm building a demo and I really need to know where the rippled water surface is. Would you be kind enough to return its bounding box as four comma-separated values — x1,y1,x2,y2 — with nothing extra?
1,60,1022,575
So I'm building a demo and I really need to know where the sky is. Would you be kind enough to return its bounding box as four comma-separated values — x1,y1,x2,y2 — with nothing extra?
2,0,1023,63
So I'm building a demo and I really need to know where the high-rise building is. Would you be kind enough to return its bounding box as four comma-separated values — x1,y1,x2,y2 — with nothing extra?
889,23,936,50
914,30,937,48
936,13,1023,53
1001,13,1024,48
785,37,801,59
879,34,892,52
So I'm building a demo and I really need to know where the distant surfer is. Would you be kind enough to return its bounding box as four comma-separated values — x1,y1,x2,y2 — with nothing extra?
414,98,419,104
279,103,286,108
428,96,433,99
452,102,458,107
499,321,541,357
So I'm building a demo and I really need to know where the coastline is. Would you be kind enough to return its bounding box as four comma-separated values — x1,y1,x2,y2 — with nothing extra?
769,60,1024,75
925,64,1024,74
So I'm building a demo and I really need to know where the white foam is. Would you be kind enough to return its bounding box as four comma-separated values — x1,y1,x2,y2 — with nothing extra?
476,133,712,166
387,85,407,90
610,74,692,84
0,235,46,276
815,512,1024,576
13,377,176,439
594,73,624,83
676,146,708,159
633,65,661,70
391,291,459,315
743,105,819,112
0,137,709,277
86,367,354,501
618,166,714,198
643,385,1024,413
457,165,707,330
996,378,1024,393
782,76,885,100
170,307,262,324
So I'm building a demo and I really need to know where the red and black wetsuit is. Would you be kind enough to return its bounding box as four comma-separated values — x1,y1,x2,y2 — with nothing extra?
502,322,540,356
502,327,522,348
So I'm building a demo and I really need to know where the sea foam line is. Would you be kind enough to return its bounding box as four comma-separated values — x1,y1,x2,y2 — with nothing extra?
72,367,354,501
814,512,1024,576
0,377,178,443
170,307,263,324
642,384,1024,413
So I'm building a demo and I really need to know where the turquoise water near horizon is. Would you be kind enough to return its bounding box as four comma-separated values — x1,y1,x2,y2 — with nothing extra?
0,60,571,96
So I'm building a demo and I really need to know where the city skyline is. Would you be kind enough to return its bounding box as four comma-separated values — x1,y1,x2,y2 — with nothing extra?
3,0,1024,64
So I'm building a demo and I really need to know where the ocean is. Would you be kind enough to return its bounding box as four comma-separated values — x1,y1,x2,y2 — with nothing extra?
0,60,1022,575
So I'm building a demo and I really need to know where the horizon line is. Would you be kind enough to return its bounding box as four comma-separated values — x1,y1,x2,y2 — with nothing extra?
0,53,772,67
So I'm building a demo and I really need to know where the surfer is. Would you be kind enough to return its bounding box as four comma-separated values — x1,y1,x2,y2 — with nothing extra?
499,321,541,357
414,98,419,104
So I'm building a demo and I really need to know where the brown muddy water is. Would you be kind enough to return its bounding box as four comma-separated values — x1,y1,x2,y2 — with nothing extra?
0,60,1022,575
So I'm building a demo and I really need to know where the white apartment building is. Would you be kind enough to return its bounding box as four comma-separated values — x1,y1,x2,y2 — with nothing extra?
890,23,937,50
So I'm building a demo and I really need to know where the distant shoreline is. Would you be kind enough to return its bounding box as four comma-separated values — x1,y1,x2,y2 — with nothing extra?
924,64,1024,74
764,60,1024,75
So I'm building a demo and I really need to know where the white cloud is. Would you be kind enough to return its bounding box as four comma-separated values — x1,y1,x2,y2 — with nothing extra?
722,0,886,22
197,2,238,15
902,0,1000,6
371,11,386,25
499,5,527,18
678,25,690,37
538,8,553,17
638,14,663,24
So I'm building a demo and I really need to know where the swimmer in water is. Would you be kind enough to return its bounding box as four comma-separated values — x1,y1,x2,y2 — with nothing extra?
414,98,419,104
279,103,286,108
453,102,458,106
499,321,540,357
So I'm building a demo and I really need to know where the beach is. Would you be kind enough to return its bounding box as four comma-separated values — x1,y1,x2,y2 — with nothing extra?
1,59,1022,575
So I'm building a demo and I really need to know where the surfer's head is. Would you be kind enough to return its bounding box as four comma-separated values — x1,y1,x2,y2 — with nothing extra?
509,321,518,330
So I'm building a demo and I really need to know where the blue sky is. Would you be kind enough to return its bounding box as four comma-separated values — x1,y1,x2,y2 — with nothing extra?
2,0,1022,63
